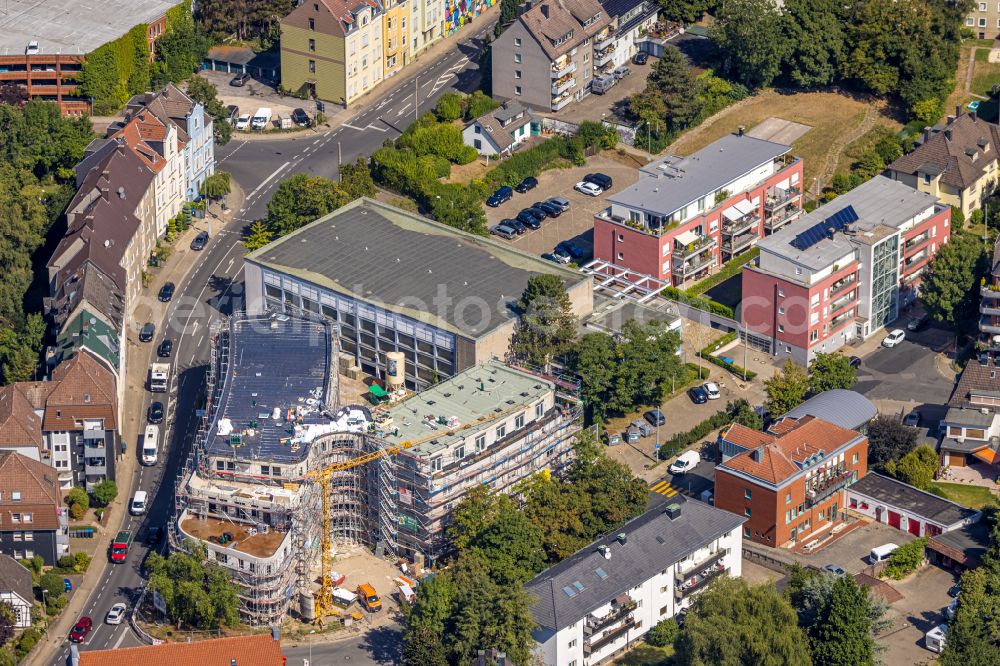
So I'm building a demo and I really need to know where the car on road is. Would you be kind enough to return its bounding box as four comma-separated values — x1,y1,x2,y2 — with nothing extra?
669,450,701,475
547,196,571,212
147,401,164,424
105,603,127,625
139,322,155,343
688,386,708,404
291,108,311,127
574,180,603,196
487,186,513,207
882,329,906,348
146,526,163,546
191,231,209,251
158,282,175,302
515,212,541,230
157,338,173,358
848,356,862,369
235,114,252,130
515,176,538,193
584,173,613,190
69,616,93,642
703,382,721,400
542,252,570,265
907,313,930,332
644,409,666,426
822,564,846,577
904,410,920,427
230,72,251,87
534,201,562,217
490,224,517,240
632,52,648,65
506,218,528,234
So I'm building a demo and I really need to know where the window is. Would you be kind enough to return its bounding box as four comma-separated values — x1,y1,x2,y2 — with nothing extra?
744,489,752,500
473,139,481,149
569,662,577,666
474,125,481,134
24,531,33,542
981,18,988,27
515,414,525,428
778,306,785,315
515,70,522,79
810,330,819,342
402,18,406,29
618,251,624,260
387,18,392,29
778,288,785,297
568,639,577,649
475,434,487,452
786,492,791,504
744,527,751,538
514,38,522,47
744,507,751,517
10,513,19,524
980,1,987,9
309,59,316,73
535,402,544,417
496,423,507,439
261,465,270,476
273,467,281,477
515,86,522,96
431,457,442,472
309,18,315,30
514,53,521,63
11,492,20,502
778,324,785,333
309,38,316,51
852,452,859,464
23,513,31,523
785,511,791,525
455,445,466,460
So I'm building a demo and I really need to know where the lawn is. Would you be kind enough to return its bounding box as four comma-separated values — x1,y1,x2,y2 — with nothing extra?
615,643,675,666
929,481,999,510
971,47,1000,98
666,91,901,191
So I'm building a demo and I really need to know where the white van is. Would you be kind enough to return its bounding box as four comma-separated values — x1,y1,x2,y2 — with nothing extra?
141,425,159,466
670,450,701,475
251,107,272,130
868,543,899,564
924,624,947,652
130,490,147,516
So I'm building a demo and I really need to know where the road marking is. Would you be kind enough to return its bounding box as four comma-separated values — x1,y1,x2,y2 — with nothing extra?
398,102,412,115
113,628,128,649
217,140,248,165
366,124,388,132
226,256,235,272
312,138,321,145
246,161,290,200
421,78,434,88
649,480,679,497
343,123,365,131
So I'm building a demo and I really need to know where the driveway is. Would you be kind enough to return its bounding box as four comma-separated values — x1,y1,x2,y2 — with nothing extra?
855,328,957,406
796,521,914,574
878,565,957,665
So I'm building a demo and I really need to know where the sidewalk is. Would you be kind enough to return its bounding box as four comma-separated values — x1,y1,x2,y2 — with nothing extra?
26,184,246,666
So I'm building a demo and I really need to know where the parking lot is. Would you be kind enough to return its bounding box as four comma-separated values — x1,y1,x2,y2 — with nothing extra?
798,520,915,574
879,564,958,664
485,154,641,258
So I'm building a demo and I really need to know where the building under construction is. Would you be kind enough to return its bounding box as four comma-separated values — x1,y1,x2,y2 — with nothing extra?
170,312,581,625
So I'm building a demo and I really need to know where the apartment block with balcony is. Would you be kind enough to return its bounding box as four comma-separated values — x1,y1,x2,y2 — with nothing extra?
525,500,744,666
742,176,951,366
592,131,803,287
491,0,611,112
715,415,867,548
0,451,69,566
281,0,385,107
597,0,660,75
979,237,1000,352
383,0,409,77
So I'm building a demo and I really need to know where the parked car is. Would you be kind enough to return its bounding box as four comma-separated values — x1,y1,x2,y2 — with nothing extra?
946,597,958,620
291,108,311,126
516,212,541,230
904,411,920,427
139,322,155,342
613,66,631,80
105,603,127,625
147,401,164,424
848,356,862,369
506,218,528,234
157,338,173,358
574,181,603,196
487,186,513,207
546,196,571,212
542,252,570,264
515,176,538,193
235,114,252,130
526,205,550,220
585,173,613,189
907,313,930,332
882,329,906,348
145,526,163,546
534,200,562,217
555,241,587,260
948,584,962,598
230,72,251,87
703,382,721,400
226,105,239,126
69,616,93,643
669,450,701,475
822,564,846,577
644,409,666,426
191,231,209,251
632,52,648,65
158,282,175,302
490,224,517,240
688,386,708,404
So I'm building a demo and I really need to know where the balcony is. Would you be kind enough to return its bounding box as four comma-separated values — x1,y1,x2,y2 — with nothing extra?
983,285,1000,299
980,316,1000,335
585,618,635,656
829,274,857,297
764,204,802,231
764,186,800,212
674,252,715,279
595,29,615,51
675,560,728,600
584,598,637,636
830,292,856,314
675,549,728,584
595,46,615,67
722,213,758,237
552,75,576,96
722,232,757,255
673,234,717,260
551,60,576,78
830,308,854,330
982,304,1000,317
904,233,930,255
84,458,106,475
806,470,854,508
551,93,573,112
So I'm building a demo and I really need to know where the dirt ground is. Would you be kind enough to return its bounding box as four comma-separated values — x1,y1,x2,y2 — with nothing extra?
740,559,784,586
328,543,406,628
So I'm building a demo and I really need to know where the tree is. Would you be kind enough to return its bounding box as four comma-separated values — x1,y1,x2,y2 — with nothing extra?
809,576,879,666
939,567,1000,665
402,626,448,666
147,541,239,629
464,90,501,121
780,0,846,87
568,332,618,421
674,577,812,666
882,537,928,579
265,173,351,237
734,400,764,430
65,487,89,511
922,231,986,330
657,0,713,23
765,359,810,415
887,444,937,489
89,480,118,508
427,183,488,235
867,415,919,469
510,275,577,367
186,77,233,146
0,82,28,108
433,93,464,121
711,0,789,90
195,0,294,45
339,158,376,198
638,46,703,133
0,601,14,647
808,353,857,393
243,220,273,251
199,171,232,200
38,573,66,605
646,617,679,647
151,3,210,88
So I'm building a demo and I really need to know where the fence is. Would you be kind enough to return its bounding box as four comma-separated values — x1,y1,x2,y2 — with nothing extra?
538,117,637,147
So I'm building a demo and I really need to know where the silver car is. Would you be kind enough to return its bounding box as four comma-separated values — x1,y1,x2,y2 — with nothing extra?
490,224,517,240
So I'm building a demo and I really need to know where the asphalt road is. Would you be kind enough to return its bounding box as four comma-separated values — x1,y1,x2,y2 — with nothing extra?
282,625,403,666
56,20,493,664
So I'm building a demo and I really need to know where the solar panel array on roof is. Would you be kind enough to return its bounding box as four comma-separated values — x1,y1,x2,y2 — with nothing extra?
790,205,859,251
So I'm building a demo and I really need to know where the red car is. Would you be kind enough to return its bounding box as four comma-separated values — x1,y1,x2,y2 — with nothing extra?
69,616,92,643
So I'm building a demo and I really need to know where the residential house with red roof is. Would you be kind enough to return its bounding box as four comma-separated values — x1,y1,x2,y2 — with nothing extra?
75,632,285,666
714,415,868,547
0,451,69,565
0,385,43,462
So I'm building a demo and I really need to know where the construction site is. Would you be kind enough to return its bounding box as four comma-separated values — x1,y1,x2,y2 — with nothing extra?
169,312,583,626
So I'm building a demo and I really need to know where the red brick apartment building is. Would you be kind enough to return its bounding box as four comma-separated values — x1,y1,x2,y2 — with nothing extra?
714,415,868,547
0,1,177,115
741,176,950,366
589,131,804,288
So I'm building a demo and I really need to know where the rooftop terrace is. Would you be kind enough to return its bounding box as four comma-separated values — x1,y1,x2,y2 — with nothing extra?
179,512,288,560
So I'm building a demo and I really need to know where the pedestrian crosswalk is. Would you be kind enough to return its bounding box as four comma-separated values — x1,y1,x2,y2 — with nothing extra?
649,480,679,497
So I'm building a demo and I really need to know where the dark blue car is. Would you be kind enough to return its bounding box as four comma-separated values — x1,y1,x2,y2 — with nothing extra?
487,186,513,207
688,386,709,404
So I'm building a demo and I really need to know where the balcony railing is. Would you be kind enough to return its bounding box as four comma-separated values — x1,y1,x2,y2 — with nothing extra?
674,252,715,279
595,47,614,66
830,309,854,330
675,561,728,600
980,316,1000,335
764,204,802,231
551,60,576,78
585,618,635,656
722,213,759,236
983,285,1000,299
551,93,573,112
982,304,1000,317
806,470,854,508
552,76,576,96
675,548,728,584
904,233,930,254
830,292,856,314
722,232,757,254
673,235,717,260
584,599,637,635
829,274,857,297
595,30,615,51
764,186,800,212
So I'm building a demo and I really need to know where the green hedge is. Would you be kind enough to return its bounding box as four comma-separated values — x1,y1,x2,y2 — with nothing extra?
686,248,759,296
79,24,151,114
657,399,753,460
698,332,757,380
883,537,928,580
661,287,734,318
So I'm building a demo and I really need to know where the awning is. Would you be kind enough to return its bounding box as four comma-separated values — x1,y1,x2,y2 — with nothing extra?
368,383,388,398
973,446,999,464
675,229,700,246
722,199,755,221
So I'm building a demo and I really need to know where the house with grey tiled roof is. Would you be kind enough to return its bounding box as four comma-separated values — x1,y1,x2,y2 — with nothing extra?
462,102,535,156
886,108,1000,217
0,553,34,628
0,451,69,566
524,500,744,665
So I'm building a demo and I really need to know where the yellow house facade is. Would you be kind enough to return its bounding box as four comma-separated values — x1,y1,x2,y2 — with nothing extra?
383,0,409,78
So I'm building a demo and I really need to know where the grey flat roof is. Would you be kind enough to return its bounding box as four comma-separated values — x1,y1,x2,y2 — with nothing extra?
205,314,334,464
929,521,989,565
525,499,745,632
246,198,589,339
758,176,942,272
849,473,979,528
0,0,182,56
781,390,877,432
608,133,790,217
580,294,680,336
943,406,996,427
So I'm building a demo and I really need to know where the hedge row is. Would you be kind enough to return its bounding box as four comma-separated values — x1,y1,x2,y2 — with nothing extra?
79,24,151,115
661,287,734,318
698,332,757,381
657,399,753,460
686,248,759,296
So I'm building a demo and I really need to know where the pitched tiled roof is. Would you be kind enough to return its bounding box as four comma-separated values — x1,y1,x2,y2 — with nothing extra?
0,554,32,602
949,356,1000,410
888,112,1000,191
50,255,126,333
14,382,55,411
469,102,533,151
43,350,117,431
128,84,196,143
0,386,42,449
519,0,611,60
0,451,61,530
281,0,383,38
111,111,174,172
77,634,285,666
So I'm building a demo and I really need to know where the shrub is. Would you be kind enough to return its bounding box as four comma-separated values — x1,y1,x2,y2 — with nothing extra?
434,92,464,121
661,287,735,318
69,503,85,520
882,538,928,580
13,627,42,660
464,90,501,120
38,573,66,602
73,552,92,573
65,487,89,511
646,618,679,647
686,248,759,296
57,555,75,569
89,480,118,508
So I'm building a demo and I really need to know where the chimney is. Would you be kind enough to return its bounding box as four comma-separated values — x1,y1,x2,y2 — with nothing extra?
738,126,745,137
617,532,627,545
923,129,930,144
972,109,978,122
665,503,682,520
541,3,549,18
957,105,962,119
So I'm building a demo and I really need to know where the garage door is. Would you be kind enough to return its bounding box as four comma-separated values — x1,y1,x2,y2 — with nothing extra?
888,511,901,529
908,518,921,536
